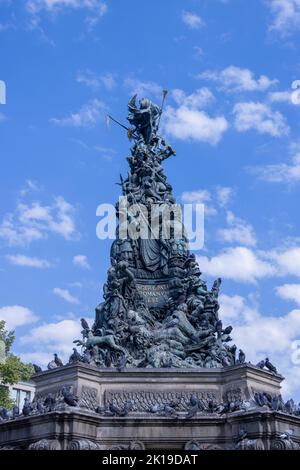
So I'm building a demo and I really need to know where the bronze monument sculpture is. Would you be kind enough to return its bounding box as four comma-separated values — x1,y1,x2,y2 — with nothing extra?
74,94,238,370
1,96,300,450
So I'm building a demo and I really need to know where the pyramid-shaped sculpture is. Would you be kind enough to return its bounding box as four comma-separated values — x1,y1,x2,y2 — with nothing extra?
76,95,238,370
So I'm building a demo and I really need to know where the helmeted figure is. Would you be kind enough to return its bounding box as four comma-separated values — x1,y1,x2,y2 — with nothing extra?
127,95,161,144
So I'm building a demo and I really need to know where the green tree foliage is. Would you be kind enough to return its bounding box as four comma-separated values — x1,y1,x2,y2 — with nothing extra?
0,320,34,409
0,320,14,353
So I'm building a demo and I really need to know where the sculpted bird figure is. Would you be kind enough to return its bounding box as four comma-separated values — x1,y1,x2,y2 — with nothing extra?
0,407,9,420
47,358,57,370
116,353,127,372
68,347,81,364
12,405,20,419
81,318,90,331
185,395,200,419
61,386,78,407
238,349,246,364
280,430,293,440
256,359,265,369
22,398,33,416
54,353,63,367
265,357,277,374
44,393,56,412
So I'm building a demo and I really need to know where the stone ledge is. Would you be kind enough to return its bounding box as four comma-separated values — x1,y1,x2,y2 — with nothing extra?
32,362,284,380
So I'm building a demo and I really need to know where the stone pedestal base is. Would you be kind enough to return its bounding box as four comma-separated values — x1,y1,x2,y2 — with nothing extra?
1,363,300,450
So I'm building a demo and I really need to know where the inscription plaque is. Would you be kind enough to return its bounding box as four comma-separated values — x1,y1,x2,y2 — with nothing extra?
136,281,169,307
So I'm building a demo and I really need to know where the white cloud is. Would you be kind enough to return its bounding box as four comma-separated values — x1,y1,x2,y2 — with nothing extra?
216,186,234,207
182,11,205,29
0,216,43,246
164,104,228,145
68,281,83,289
267,0,300,35
217,211,257,246
193,46,204,59
19,179,41,197
73,254,90,270
252,156,300,183
220,296,300,358
276,283,300,306
85,2,108,31
181,189,217,216
77,70,116,90
94,146,116,161
20,319,81,358
220,294,246,321
26,0,108,32
267,246,300,277
268,90,293,103
172,87,214,108
181,186,233,216
19,316,93,366
0,196,79,246
233,101,289,137
124,78,162,99
219,292,300,397
50,99,105,127
181,189,211,203
21,197,77,238
197,246,276,283
219,293,259,323
198,66,277,92
21,320,80,350
53,287,80,304
237,315,290,359
6,254,52,268
70,139,116,160
0,22,15,33
26,0,107,17
20,351,57,367
250,141,300,183
0,305,38,330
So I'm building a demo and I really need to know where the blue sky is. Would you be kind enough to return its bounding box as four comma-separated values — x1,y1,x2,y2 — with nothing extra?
1,0,300,399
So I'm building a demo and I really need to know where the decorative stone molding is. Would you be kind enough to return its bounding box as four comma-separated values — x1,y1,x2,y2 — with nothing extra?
223,387,243,403
201,444,224,450
270,438,300,450
0,445,21,450
78,386,98,410
68,439,102,450
235,438,264,450
28,439,62,450
108,441,145,450
104,390,218,412
184,441,223,450
184,440,202,450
